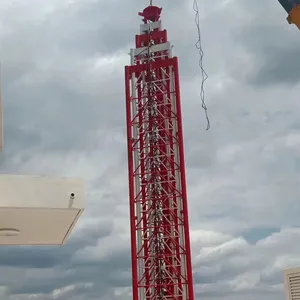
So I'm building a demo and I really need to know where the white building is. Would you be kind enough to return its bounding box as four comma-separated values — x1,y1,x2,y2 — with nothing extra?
284,267,300,300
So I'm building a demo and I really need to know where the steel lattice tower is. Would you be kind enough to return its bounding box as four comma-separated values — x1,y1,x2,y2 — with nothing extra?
125,5,194,300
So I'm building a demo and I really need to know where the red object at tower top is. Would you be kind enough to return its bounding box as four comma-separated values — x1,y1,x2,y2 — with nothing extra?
138,5,162,23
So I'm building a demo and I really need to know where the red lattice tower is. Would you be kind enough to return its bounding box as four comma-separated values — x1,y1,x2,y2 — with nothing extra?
125,5,194,300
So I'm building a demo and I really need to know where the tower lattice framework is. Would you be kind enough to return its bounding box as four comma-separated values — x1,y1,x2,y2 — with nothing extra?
125,5,194,300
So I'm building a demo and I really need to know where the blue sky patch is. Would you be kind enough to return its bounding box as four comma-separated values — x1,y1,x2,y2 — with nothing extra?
242,227,281,244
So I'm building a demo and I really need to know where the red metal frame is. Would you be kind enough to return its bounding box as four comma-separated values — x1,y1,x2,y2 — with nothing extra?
125,8,194,300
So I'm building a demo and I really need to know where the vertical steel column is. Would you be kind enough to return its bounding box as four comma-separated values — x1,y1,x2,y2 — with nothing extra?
125,6,194,300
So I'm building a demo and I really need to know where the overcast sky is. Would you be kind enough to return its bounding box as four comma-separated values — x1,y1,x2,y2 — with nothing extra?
0,0,299,299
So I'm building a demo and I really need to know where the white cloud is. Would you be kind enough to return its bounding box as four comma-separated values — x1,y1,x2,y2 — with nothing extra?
0,0,299,299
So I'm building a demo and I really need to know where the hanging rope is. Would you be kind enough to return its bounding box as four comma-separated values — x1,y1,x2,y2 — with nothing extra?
193,0,210,130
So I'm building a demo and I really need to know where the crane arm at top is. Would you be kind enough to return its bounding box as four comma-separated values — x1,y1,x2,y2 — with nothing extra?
278,0,300,29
